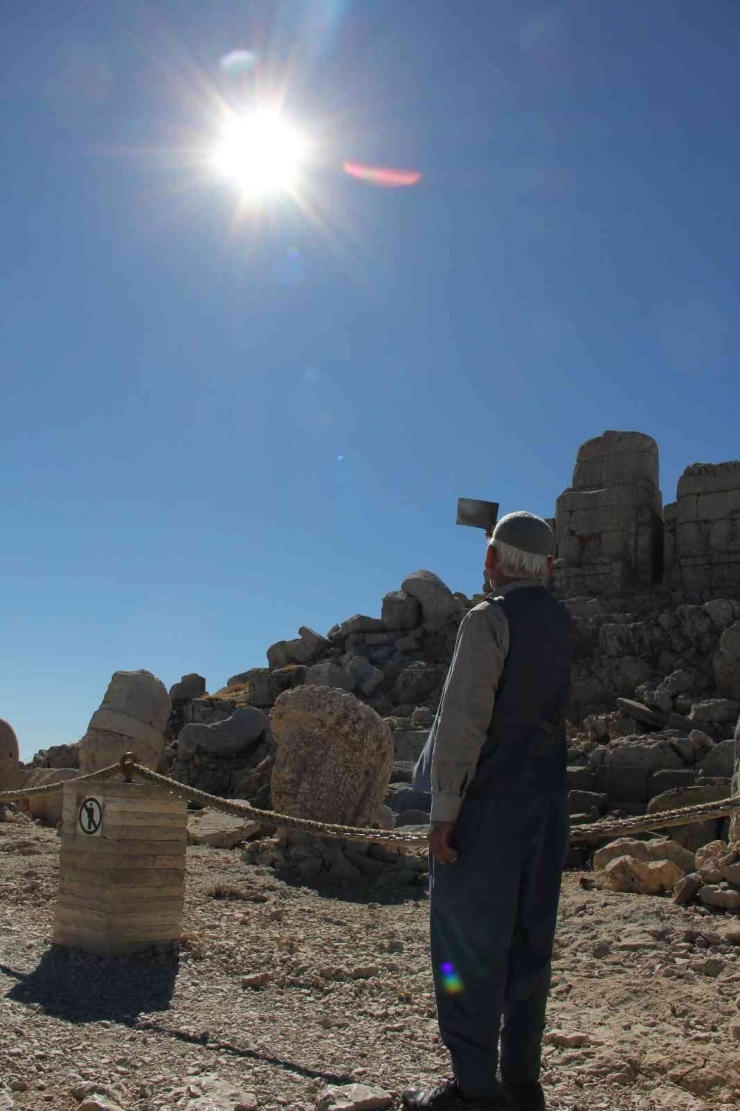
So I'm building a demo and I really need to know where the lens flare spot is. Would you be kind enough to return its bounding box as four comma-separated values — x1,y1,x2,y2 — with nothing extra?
219,50,258,76
343,161,421,188
439,962,464,995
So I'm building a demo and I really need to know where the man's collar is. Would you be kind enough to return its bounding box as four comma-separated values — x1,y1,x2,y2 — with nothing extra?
495,578,546,596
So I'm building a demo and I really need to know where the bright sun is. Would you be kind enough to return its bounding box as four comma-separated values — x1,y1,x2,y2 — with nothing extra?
211,109,307,200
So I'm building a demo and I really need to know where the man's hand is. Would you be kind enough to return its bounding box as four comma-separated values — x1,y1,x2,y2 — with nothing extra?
429,821,458,864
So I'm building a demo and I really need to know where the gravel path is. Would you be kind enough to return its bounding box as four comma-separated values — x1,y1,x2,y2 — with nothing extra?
2,815,740,1111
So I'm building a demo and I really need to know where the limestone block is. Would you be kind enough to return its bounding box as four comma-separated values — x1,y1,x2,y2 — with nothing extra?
380,590,421,631
601,855,685,895
392,729,430,763
78,671,171,775
304,660,353,691
602,734,684,772
226,668,274,705
730,716,740,843
401,570,457,625
187,809,261,847
98,670,170,733
23,768,80,825
571,431,659,491
714,622,740,703
177,706,268,758
270,686,394,828
0,718,20,792
594,837,695,873
330,615,384,641
267,638,303,670
169,674,206,701
647,783,731,851
690,698,740,725
677,460,740,498
697,740,735,780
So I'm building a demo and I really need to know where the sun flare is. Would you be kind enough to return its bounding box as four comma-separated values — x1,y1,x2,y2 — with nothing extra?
211,109,307,200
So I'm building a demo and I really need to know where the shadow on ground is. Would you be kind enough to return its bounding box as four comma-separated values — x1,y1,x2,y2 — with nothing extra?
1,953,353,1084
3,947,178,1023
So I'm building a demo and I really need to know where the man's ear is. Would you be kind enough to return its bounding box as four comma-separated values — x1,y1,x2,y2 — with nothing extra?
485,544,498,572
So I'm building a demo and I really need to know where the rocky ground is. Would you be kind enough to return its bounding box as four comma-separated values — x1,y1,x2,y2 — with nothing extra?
2,817,740,1111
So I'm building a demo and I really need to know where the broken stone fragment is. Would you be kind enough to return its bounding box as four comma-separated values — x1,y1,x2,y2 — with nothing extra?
317,1084,392,1111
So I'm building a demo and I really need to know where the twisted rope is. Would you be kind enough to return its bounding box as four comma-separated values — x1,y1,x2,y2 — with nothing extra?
3,755,739,851
0,763,122,802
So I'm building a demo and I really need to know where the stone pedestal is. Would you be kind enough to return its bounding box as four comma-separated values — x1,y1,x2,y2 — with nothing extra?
53,779,186,956
553,431,663,596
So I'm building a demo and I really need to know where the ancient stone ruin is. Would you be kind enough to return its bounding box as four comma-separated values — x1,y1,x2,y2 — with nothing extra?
5,429,740,900
552,430,740,601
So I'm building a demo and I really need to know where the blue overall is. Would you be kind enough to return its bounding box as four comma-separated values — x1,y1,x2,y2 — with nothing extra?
429,586,573,1099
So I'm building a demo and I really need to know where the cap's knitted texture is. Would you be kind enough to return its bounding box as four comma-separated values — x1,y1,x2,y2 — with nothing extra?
491,511,554,557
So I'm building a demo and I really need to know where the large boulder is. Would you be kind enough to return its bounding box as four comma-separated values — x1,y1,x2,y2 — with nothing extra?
401,571,457,625
0,718,21,792
714,621,740,703
177,706,269,759
78,670,171,774
270,686,394,828
31,742,80,769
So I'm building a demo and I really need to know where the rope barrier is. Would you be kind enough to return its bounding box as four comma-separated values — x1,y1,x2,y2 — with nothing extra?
3,753,739,850
0,763,123,801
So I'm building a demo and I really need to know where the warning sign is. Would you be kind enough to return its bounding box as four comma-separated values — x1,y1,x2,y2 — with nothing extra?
78,797,103,837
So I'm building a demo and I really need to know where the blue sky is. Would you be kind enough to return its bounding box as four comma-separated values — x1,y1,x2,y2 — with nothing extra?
2,1,739,760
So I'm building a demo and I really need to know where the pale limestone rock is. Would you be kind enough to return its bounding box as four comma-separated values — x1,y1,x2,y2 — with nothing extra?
601,855,685,894
594,837,694,873
270,686,393,828
699,886,740,910
0,718,20,793
187,809,261,848
317,1084,392,1111
78,670,170,774
695,840,729,867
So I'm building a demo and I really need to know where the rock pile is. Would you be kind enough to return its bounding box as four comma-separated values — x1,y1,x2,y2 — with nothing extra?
594,835,740,911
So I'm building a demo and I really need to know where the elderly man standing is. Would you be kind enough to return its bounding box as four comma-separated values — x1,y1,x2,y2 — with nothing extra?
404,512,573,1111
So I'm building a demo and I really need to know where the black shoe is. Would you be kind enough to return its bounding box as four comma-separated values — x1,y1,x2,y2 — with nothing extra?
500,1081,545,1111
402,1079,501,1111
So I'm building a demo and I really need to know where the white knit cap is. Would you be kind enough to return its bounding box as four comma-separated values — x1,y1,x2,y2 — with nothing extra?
491,511,553,557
